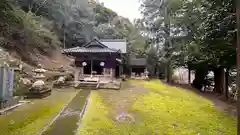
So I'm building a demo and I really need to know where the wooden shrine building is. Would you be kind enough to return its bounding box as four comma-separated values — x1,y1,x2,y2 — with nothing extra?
63,38,127,81
129,57,147,76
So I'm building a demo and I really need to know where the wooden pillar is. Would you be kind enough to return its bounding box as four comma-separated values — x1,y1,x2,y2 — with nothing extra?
75,68,80,82
119,65,122,77
103,68,106,76
188,67,191,84
122,65,124,76
91,59,93,77
130,66,132,75
113,68,115,77
110,68,113,77
79,67,83,76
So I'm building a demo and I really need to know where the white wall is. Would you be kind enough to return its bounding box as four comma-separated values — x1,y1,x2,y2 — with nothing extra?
173,67,195,84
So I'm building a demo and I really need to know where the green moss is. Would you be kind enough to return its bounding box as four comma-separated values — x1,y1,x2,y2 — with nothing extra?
42,115,79,135
77,91,115,135
77,80,236,135
132,80,236,135
0,89,78,135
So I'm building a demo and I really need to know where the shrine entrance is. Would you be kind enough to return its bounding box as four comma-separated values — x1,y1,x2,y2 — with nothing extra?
82,60,104,75
92,61,104,75
115,66,120,77
83,61,91,74
131,67,145,76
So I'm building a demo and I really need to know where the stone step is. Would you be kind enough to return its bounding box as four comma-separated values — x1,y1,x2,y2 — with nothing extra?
78,84,98,89
75,81,99,89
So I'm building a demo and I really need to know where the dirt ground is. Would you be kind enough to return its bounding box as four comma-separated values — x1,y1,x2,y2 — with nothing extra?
1,46,73,71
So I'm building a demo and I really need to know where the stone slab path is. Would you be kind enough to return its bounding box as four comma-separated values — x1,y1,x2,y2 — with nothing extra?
97,82,148,124
41,90,91,135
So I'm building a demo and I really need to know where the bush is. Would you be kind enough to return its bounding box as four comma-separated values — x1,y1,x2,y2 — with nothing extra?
16,10,60,50
13,72,30,96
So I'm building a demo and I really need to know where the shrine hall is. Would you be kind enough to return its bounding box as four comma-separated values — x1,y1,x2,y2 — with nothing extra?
62,38,127,82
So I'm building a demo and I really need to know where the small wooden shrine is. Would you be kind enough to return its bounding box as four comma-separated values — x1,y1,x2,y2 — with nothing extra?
63,38,127,84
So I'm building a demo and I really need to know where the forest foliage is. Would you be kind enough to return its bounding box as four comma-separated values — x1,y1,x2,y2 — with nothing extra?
138,0,236,98
1,0,238,99
0,0,147,56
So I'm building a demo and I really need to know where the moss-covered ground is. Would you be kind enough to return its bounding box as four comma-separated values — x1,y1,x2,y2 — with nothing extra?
42,90,90,135
0,89,78,135
77,80,236,135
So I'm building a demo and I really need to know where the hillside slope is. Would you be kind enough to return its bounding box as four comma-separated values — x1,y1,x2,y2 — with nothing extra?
0,0,146,71
0,6,72,70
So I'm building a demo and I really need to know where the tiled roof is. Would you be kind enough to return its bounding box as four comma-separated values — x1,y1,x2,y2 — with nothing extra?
100,39,127,53
62,47,119,53
62,38,127,54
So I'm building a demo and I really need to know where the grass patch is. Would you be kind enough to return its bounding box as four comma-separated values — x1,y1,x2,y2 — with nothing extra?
77,80,236,135
0,89,78,135
132,80,236,135
77,91,116,135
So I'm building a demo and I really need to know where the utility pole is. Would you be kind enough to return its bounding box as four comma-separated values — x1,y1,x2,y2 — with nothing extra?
62,24,66,49
237,0,240,134
63,28,66,49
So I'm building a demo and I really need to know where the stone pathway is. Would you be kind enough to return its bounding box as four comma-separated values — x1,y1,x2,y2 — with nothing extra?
98,82,148,124
41,90,91,135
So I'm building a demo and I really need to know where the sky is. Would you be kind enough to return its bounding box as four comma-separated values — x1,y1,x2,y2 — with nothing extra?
98,0,142,22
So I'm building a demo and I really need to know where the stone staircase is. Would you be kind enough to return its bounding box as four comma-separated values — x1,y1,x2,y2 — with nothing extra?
75,81,99,89
74,77,122,90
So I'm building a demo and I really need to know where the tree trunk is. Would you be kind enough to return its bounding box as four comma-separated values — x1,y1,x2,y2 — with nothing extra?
164,2,172,83
188,67,191,84
225,68,229,99
192,68,207,90
213,67,224,94
166,61,172,83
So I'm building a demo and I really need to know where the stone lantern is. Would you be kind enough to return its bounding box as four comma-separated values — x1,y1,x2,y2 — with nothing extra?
144,68,149,80
33,64,47,81
54,65,68,87
28,64,51,98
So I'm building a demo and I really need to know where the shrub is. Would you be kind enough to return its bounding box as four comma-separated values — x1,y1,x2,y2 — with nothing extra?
13,72,29,96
